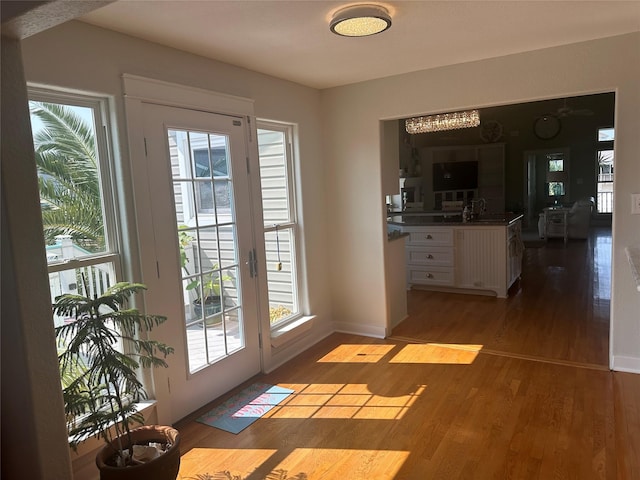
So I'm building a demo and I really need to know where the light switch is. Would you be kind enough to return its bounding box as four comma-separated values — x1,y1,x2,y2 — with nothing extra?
632,193,640,214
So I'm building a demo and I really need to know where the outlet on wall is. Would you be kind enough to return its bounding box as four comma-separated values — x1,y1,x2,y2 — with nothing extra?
632,193,640,214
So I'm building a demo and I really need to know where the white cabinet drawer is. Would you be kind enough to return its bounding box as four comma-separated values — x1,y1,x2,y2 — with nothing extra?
405,228,453,246
408,266,454,286
406,246,453,266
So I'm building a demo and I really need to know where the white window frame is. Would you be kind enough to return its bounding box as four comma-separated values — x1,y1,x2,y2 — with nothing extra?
29,87,122,278
28,87,128,436
256,120,303,330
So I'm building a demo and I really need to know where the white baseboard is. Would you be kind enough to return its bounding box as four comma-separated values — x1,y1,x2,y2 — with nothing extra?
611,355,640,373
332,321,387,339
389,314,409,331
264,328,334,374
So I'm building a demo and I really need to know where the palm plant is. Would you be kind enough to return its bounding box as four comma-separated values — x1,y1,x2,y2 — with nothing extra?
30,101,104,252
54,280,174,465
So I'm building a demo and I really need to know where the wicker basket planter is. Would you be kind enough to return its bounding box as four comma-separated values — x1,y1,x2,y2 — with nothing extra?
95,425,180,480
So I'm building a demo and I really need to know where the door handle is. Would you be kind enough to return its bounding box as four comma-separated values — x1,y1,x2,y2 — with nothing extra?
426,254,434,259
426,234,433,240
246,249,258,278
426,273,434,279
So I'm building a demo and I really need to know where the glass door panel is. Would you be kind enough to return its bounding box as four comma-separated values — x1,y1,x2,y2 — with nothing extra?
141,103,260,423
169,128,244,372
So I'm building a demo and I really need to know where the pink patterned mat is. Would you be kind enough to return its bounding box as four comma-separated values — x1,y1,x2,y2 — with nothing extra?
196,383,294,434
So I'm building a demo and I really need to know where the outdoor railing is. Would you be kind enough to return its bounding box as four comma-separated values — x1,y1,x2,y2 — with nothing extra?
49,263,112,327
597,191,614,213
598,173,614,182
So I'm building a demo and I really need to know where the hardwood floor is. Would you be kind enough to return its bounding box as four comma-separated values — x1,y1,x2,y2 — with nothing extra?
392,227,611,367
166,227,638,480
176,335,617,479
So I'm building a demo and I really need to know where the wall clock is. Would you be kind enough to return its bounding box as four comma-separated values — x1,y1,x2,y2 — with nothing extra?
533,115,561,140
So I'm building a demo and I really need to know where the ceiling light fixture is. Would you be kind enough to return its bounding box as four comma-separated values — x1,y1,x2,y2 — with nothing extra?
405,110,481,134
330,4,392,37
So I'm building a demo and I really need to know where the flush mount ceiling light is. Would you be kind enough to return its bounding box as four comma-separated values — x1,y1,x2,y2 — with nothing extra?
330,4,392,37
406,110,481,134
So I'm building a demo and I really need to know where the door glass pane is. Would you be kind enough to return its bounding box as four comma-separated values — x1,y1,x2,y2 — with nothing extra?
169,128,244,373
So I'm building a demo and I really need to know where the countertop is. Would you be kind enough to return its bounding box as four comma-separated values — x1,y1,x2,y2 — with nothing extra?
387,211,523,227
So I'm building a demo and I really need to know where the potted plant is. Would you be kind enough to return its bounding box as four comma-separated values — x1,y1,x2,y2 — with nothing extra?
54,280,180,480
189,270,225,319
179,228,230,324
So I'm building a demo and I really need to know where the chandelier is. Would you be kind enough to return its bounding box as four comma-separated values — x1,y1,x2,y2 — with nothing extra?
405,110,480,134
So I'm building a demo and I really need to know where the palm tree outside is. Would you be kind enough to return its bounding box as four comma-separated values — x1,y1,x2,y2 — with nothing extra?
30,101,105,252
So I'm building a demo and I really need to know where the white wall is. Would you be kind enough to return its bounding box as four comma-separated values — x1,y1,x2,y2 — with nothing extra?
322,33,640,370
1,36,74,480
20,20,334,374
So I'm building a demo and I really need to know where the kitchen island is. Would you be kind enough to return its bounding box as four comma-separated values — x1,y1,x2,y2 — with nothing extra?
388,212,524,298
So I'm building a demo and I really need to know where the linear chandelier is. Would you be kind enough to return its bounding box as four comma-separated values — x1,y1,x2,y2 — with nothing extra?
405,109,480,134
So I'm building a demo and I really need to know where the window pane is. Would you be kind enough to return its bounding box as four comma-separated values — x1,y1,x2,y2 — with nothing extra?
196,180,215,212
49,262,116,327
598,128,615,142
597,150,614,213
548,159,563,172
30,92,122,425
214,179,233,218
548,182,565,197
258,125,301,328
258,129,291,225
30,101,108,259
265,228,298,325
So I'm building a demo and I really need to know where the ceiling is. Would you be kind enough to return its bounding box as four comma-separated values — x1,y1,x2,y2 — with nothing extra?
79,1,640,90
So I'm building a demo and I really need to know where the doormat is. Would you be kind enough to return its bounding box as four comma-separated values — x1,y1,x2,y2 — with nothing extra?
196,383,294,434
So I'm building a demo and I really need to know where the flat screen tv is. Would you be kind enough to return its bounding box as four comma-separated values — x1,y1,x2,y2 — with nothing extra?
432,161,478,192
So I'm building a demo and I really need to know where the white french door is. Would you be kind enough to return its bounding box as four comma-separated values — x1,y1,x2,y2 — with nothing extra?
140,103,261,422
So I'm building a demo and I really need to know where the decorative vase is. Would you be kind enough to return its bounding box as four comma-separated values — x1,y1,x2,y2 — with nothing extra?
95,425,180,480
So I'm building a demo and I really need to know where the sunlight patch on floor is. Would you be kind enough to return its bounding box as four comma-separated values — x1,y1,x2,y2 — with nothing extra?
389,343,483,364
271,448,410,479
265,383,427,420
179,448,277,479
179,447,410,480
317,344,396,363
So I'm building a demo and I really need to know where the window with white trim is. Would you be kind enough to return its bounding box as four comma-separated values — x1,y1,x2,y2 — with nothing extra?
29,88,121,353
256,122,300,327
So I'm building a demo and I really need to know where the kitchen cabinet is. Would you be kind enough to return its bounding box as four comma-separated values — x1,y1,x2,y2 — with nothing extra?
402,220,522,298
403,227,455,287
